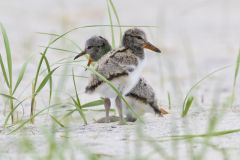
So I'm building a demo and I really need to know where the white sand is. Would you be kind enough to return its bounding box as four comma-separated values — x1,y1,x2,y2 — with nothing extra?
1,108,240,160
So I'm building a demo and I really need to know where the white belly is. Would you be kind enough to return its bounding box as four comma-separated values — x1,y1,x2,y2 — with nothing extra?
94,76,129,98
123,96,155,118
94,58,145,98
123,59,145,94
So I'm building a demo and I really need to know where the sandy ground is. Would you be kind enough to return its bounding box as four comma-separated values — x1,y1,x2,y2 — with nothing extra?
0,0,240,159
1,108,240,160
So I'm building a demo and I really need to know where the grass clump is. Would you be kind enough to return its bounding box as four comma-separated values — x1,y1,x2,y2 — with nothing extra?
0,23,28,124
181,65,231,117
71,69,87,125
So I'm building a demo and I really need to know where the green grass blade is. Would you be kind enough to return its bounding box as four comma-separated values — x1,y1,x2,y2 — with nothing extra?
106,0,115,48
71,96,80,106
0,23,12,88
109,0,122,41
8,104,61,134
72,70,81,105
0,23,14,123
30,49,50,124
38,56,77,76
32,47,55,98
13,61,28,94
233,50,240,87
181,65,231,117
70,96,88,125
62,109,76,119
82,108,115,112
181,96,194,117
32,54,45,93
49,114,65,128
230,50,240,106
4,98,27,127
0,93,17,100
81,99,104,108
37,24,157,50
150,129,240,143
0,54,10,87
42,53,53,104
169,128,240,139
39,46,79,54
37,32,82,52
54,74,88,79
35,67,58,95
72,70,87,125
167,92,171,110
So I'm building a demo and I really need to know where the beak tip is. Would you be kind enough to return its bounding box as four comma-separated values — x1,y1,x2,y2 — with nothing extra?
74,50,87,60
144,42,161,53
74,55,79,60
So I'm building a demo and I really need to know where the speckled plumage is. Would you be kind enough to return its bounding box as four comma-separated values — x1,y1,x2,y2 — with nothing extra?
81,37,161,116
85,47,140,93
125,77,161,120
75,28,161,123
85,36,111,61
85,28,156,97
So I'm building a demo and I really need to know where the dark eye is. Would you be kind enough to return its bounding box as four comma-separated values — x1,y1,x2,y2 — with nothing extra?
87,46,93,49
136,36,143,40
99,36,104,39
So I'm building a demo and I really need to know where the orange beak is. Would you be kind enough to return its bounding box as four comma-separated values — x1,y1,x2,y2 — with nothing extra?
143,42,161,53
74,50,87,60
87,58,93,67
84,57,93,71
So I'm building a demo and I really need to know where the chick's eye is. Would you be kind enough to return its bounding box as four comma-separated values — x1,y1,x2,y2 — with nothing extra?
136,36,143,40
